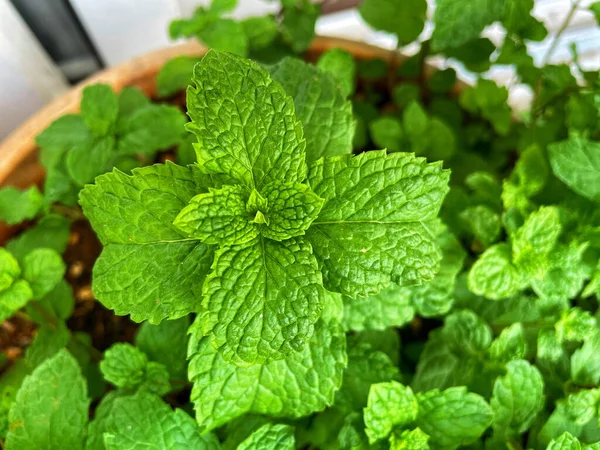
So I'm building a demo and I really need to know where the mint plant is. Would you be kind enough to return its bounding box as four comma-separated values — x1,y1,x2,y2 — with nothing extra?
2,0,600,448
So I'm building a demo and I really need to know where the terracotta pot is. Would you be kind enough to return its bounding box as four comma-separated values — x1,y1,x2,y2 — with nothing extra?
0,37,451,241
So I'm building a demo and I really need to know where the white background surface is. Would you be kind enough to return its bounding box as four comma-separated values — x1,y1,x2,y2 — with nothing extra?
0,0,599,139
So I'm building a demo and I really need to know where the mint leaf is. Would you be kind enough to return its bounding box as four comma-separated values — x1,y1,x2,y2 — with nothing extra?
417,386,493,450
174,185,258,245
188,316,346,431
0,247,32,321
460,79,511,135
359,0,426,45
200,18,249,56
187,51,306,191
491,360,544,436
157,56,202,98
21,248,65,299
342,284,414,331
549,137,600,202
442,310,492,357
571,331,600,386
468,243,523,300
116,87,150,130
242,16,278,51
369,116,404,152
201,237,322,364
79,163,214,323
134,316,189,381
100,343,147,389
364,381,418,443
81,84,118,137
280,0,319,53
269,57,355,161
100,392,219,450
238,423,295,450
210,0,236,14
66,135,115,186
317,48,356,97
431,0,503,51
27,279,74,323
390,428,430,450
566,389,600,426
547,432,582,450
0,187,43,225
24,322,70,369
5,350,89,450
306,150,449,297
460,205,501,247
488,323,526,363
6,214,71,262
556,308,597,343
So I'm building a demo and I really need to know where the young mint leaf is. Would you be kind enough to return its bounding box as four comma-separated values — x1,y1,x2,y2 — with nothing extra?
390,427,429,450
468,243,523,300
442,310,492,357
137,362,171,397
36,114,91,155
134,316,190,381
502,0,547,41
460,205,501,247
24,322,70,369
79,163,214,323
364,381,418,444
210,0,237,15
100,343,147,389
187,51,306,191
66,135,115,186
6,214,71,262
444,38,496,73
116,87,150,127
566,389,600,426
99,392,219,450
280,0,319,53
27,279,74,323
359,0,426,45
431,0,503,51
0,248,32,321
549,137,600,202
174,185,258,245
556,308,597,343
317,48,356,97
238,423,295,450
369,117,404,152
306,150,449,297
5,350,88,450
571,331,600,386
242,16,278,51
0,187,43,225
188,316,346,431
21,248,65,300
491,360,544,436
460,79,511,135
201,237,322,364
157,56,202,98
80,84,118,137
117,105,186,156
199,18,249,56
342,284,415,332
428,69,457,94
412,331,463,393
269,57,355,161
488,323,526,363
416,386,493,449
547,432,582,450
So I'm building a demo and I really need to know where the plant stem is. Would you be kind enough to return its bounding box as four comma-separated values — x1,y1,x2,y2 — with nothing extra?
27,301,58,329
542,0,581,66
51,204,84,221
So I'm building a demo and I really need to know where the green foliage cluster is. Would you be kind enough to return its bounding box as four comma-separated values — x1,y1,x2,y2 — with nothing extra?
1,0,600,449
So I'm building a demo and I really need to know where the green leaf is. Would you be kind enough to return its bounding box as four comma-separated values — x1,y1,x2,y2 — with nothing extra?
0,281,32,322
370,117,404,152
187,51,306,191
135,316,190,381
364,381,418,444
6,214,71,263
174,185,257,245
459,205,501,247
0,187,43,225
24,322,70,369
444,38,496,73
459,79,511,135
27,279,74,323
342,284,414,331
66,135,115,186
566,389,600,426
80,84,118,137
503,0,547,41
99,392,219,450
416,386,493,450
547,432,582,450
572,331,600,386
199,18,249,56
549,137,600,202
281,0,319,53
201,236,323,365
269,57,355,161
491,360,544,436
359,0,426,45
390,428,430,450
5,350,89,450
592,2,600,24
210,0,237,14
100,343,147,389
137,362,170,397
242,16,278,51
512,206,561,278
306,150,449,297
427,69,457,94
0,248,20,290
157,56,202,98
468,243,523,300
238,423,295,450
21,248,65,300
442,310,492,357
488,323,526,363
118,104,186,156
431,0,503,51
317,48,356,97
116,87,150,130
188,316,346,431
556,308,597,343
79,163,214,323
